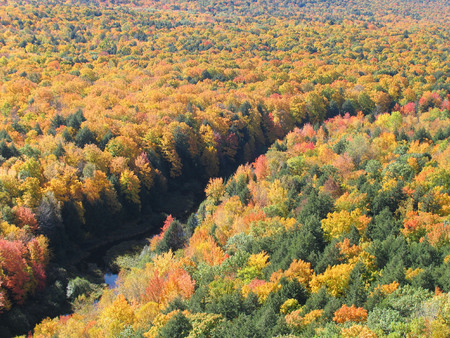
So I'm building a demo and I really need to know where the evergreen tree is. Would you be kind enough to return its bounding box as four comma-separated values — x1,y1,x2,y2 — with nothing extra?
156,220,186,253
0,140,12,159
50,114,66,130
34,122,43,135
53,143,65,158
378,255,406,285
158,312,192,338
75,126,96,147
345,262,368,307
66,109,86,130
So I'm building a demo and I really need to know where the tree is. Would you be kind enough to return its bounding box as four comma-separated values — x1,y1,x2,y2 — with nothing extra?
200,124,219,177
253,155,269,181
53,143,65,158
99,294,135,336
345,262,368,307
321,209,371,240
342,99,356,116
368,207,400,241
135,152,154,189
315,241,342,274
66,277,93,300
106,136,138,158
99,130,114,150
33,123,43,135
327,100,340,118
160,130,183,178
378,256,406,285
0,141,12,159
0,240,31,305
66,109,85,130
358,92,375,115
333,304,367,324
74,126,96,148
305,92,327,124
37,192,63,244
50,114,65,130
156,220,186,253
205,177,225,205
158,311,192,338
310,264,354,297
119,169,141,207
13,206,39,231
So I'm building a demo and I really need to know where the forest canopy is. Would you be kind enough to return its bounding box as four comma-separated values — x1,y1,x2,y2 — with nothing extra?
33,93,450,337
0,0,448,336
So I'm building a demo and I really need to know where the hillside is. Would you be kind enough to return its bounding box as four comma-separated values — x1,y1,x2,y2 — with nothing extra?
0,0,448,336
33,101,450,337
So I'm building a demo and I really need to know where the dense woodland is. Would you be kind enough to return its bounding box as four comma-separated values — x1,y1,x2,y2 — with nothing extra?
33,99,450,337
0,0,448,336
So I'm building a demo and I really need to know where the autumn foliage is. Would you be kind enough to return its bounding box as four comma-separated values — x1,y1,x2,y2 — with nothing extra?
333,304,368,324
0,0,447,336
30,93,450,336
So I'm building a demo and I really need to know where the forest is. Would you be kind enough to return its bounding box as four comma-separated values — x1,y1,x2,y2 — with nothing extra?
0,0,448,336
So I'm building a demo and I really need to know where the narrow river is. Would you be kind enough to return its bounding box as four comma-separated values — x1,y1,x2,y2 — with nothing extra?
104,272,119,288
0,180,206,337
1,151,270,336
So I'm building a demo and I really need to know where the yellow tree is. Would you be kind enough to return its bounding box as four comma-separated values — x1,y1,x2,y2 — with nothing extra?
160,130,182,178
135,152,154,190
283,259,314,289
310,263,354,297
321,209,371,240
120,169,141,207
200,124,219,177
99,294,135,336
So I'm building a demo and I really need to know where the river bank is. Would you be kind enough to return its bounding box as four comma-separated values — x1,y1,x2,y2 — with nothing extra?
0,179,205,337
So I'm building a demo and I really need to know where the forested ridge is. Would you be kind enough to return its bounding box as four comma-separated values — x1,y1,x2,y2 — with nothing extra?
34,96,450,337
0,0,448,336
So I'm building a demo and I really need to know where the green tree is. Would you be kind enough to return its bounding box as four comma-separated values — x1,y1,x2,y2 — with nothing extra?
358,92,375,115
368,207,400,241
345,262,367,307
342,99,356,115
75,126,96,148
158,312,192,338
156,220,187,253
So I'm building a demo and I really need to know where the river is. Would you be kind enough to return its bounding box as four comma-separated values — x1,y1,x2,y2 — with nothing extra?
1,152,270,336
0,180,206,337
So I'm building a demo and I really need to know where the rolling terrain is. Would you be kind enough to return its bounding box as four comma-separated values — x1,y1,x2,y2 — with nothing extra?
0,0,448,336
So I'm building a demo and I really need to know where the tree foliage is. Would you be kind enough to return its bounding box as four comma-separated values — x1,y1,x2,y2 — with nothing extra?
0,0,447,334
